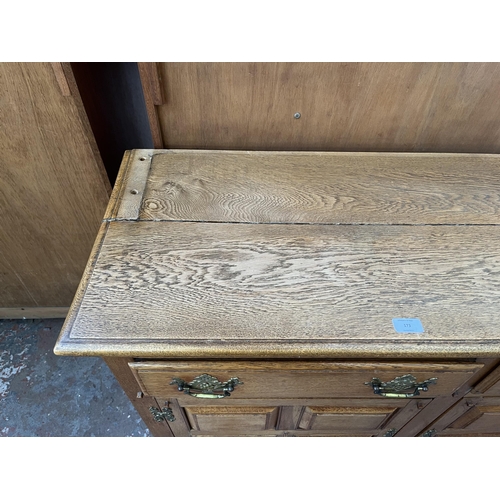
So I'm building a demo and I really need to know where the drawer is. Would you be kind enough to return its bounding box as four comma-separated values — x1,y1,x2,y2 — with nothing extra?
129,360,483,400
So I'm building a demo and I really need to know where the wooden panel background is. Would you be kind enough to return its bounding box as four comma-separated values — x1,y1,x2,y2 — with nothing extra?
0,63,110,312
155,62,500,152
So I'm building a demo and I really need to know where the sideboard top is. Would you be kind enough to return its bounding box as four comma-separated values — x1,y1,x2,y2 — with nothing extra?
55,150,500,358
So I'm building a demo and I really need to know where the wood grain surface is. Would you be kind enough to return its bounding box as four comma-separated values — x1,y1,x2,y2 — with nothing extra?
156,63,500,153
50,62,71,96
185,405,279,433
138,63,163,148
55,220,500,356
0,63,110,308
139,150,500,224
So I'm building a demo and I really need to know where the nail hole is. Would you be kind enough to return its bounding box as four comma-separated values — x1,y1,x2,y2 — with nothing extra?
130,189,139,195
139,157,147,161
294,112,301,119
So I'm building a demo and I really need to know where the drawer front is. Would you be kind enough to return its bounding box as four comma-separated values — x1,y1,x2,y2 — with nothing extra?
129,360,483,401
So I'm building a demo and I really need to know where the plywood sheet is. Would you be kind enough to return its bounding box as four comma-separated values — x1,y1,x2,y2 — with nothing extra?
0,63,110,307
157,63,500,153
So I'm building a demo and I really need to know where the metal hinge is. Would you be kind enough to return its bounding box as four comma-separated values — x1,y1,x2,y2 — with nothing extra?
421,428,437,437
382,428,397,437
149,405,176,422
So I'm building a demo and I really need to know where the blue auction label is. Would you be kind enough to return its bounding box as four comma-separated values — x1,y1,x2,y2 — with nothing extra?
392,318,424,333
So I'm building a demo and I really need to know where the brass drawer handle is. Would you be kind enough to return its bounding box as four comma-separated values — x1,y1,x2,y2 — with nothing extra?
365,374,437,398
170,373,243,398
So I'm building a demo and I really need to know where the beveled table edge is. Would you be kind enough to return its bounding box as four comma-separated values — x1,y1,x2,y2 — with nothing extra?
53,338,500,359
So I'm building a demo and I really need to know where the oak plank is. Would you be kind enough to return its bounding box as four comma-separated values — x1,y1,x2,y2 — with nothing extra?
139,150,500,224
55,221,500,357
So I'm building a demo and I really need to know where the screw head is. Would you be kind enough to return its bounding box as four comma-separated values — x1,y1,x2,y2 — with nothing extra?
294,112,301,119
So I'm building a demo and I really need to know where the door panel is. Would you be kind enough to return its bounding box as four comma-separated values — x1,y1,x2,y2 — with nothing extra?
471,364,500,396
296,399,430,435
430,397,500,436
299,406,396,431
449,405,500,433
166,398,431,437
184,406,279,435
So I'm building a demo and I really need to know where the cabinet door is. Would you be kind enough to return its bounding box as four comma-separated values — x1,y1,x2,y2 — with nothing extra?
471,364,500,396
296,399,430,436
163,399,282,436
185,406,280,435
431,397,500,436
162,398,431,437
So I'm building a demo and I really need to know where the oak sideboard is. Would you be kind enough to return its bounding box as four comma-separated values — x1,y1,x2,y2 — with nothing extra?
54,149,500,436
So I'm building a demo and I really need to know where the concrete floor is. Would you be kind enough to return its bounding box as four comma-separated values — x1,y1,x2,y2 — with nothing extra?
0,319,150,436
